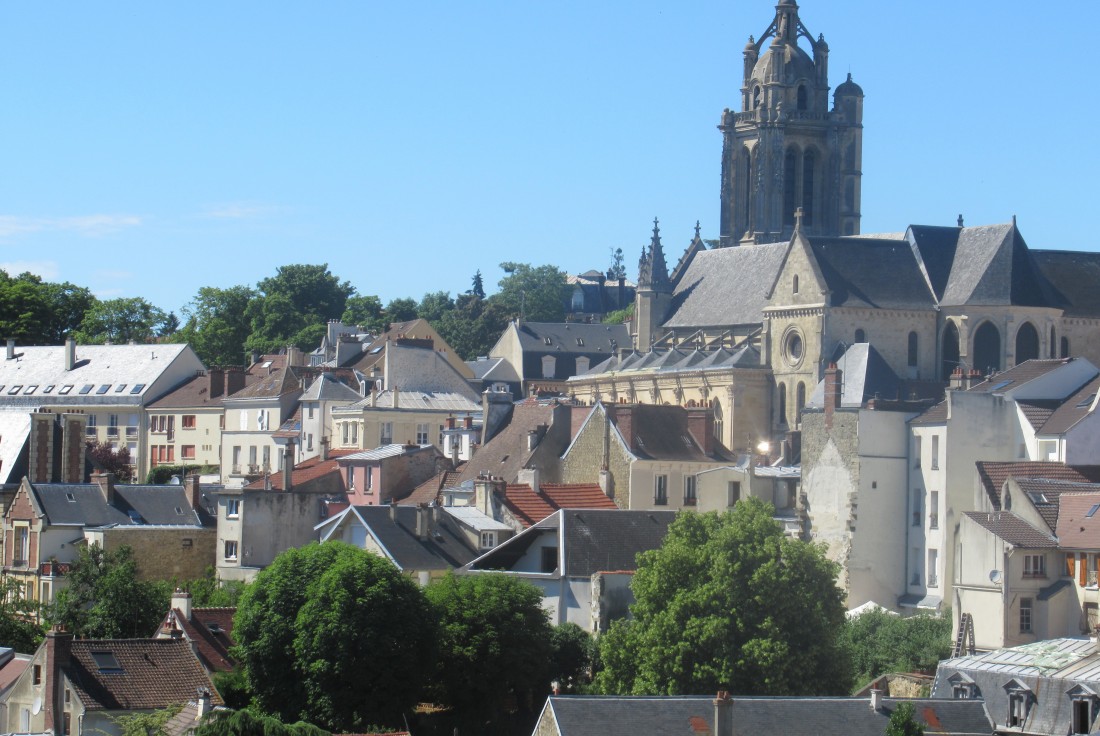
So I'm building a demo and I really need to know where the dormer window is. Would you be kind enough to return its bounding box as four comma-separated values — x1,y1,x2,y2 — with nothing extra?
1004,680,1034,728
1067,685,1099,734
480,531,497,549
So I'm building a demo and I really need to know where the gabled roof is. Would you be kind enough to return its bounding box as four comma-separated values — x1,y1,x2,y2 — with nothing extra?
1054,492,1100,550
603,404,735,463
299,371,362,403
224,364,302,400
455,400,567,485
468,508,674,577
1039,375,1100,436
966,358,1079,394
538,695,991,736
663,242,789,328
1012,478,1100,531
65,638,222,711
31,482,212,528
963,511,1057,548
243,454,345,492
500,483,619,528
501,484,558,528
0,411,30,485
146,370,250,409
910,399,948,426
511,322,630,356
466,356,520,382
319,505,476,571
809,237,935,310
976,461,1100,511
163,607,236,673
807,343,901,408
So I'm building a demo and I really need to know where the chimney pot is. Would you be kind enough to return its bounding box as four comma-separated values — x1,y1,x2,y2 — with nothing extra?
870,688,883,711
5,338,13,360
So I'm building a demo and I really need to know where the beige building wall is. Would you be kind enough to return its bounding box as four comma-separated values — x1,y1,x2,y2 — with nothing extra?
144,408,222,478
85,526,216,582
333,407,465,453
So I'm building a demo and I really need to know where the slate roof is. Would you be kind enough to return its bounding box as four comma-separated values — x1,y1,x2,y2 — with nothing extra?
575,345,761,379
976,462,1100,511
910,399,948,426
810,237,936,310
65,638,222,711
1054,492,1100,550
33,482,213,527
468,509,675,577
501,483,619,527
299,371,363,403
967,358,1076,393
342,343,480,410
807,343,901,408
664,242,789,328
603,404,735,462
320,505,476,571
963,511,1058,548
538,695,992,736
454,400,567,486
404,466,465,506
0,411,30,485
1032,250,1100,317
339,444,432,463
466,356,520,382
512,322,630,356
1039,375,1100,435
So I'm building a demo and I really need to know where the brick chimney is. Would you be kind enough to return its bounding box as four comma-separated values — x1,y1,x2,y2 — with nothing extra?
208,368,225,399
612,405,635,448
824,364,842,431
28,412,55,483
713,691,733,736
686,408,715,456
225,368,246,396
184,475,202,511
43,625,74,733
92,472,116,505
61,413,87,484
172,588,193,622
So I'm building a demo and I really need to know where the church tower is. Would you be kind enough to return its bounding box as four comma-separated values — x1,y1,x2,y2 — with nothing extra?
634,219,672,352
718,0,863,247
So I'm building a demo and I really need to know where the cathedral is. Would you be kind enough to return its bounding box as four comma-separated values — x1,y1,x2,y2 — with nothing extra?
568,0,1100,454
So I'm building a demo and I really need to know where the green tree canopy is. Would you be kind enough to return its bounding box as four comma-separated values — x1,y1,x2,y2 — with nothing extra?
839,608,951,688
0,578,45,652
233,542,436,732
50,544,169,639
382,297,418,325
425,573,554,733
194,709,330,736
434,292,509,360
416,291,454,323
886,702,926,736
245,264,354,354
0,271,95,346
178,285,256,365
594,498,851,696
73,296,167,345
549,622,596,693
491,262,570,322
341,294,384,332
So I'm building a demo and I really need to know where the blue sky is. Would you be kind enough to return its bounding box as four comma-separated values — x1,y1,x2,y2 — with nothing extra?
0,1,1094,316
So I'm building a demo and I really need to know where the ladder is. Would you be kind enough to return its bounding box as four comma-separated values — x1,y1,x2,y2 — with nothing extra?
953,612,975,657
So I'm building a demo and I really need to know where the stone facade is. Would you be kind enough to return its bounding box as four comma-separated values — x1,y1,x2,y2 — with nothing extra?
84,526,216,582
558,405,632,507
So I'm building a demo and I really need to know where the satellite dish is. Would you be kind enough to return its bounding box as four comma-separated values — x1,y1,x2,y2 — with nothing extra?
989,570,1002,583
31,696,41,715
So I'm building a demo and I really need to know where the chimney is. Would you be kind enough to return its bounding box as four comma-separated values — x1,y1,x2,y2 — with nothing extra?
824,364,842,430
527,430,539,451
226,368,246,396
463,415,472,430
389,497,397,522
416,503,430,541
869,688,883,711
282,443,295,492
393,386,400,409
172,588,193,622
184,475,202,511
196,688,212,720
517,467,540,494
686,408,716,456
613,405,634,447
446,416,456,430
43,625,74,733
28,412,55,483
208,368,225,399
617,277,626,311
713,691,733,736
598,468,612,498
92,472,116,505
320,436,329,461
61,413,87,484
64,336,76,371
5,338,13,360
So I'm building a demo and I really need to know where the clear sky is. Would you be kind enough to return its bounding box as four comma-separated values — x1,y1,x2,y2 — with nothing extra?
0,1,1094,317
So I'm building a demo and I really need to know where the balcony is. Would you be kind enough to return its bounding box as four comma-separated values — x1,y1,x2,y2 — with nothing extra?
106,427,119,438
39,561,71,577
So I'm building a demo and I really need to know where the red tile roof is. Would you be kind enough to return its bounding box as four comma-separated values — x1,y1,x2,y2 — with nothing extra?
244,454,345,492
1055,492,1100,550
977,461,1100,510
170,607,236,673
502,483,616,527
66,638,222,711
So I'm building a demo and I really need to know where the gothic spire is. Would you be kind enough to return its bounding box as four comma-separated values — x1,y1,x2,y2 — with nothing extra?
640,218,671,293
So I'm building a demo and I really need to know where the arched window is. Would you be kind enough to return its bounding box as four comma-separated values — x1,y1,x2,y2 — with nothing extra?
1050,327,1057,359
1015,322,1039,364
783,150,797,226
778,383,787,427
796,382,806,421
797,84,808,111
942,321,961,380
973,322,1002,374
855,329,866,343
793,275,799,294
1062,336,1070,358
802,150,815,226
753,86,761,109
908,332,919,367
740,147,752,236
713,399,724,445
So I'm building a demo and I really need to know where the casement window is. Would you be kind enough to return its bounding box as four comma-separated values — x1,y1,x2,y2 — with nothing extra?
540,546,558,573
226,499,240,519
683,476,697,506
380,422,392,445
654,475,668,506
224,541,238,561
182,415,196,429
929,491,939,529
1023,554,1046,578
347,468,355,491
480,532,497,549
1019,598,1033,633
416,423,429,445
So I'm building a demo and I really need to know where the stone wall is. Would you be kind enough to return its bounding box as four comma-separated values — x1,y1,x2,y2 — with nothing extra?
96,527,216,582
558,408,631,507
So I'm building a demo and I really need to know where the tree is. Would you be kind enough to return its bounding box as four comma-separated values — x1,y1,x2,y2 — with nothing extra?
50,544,169,639
492,262,570,322
341,294,384,332
157,312,180,339
0,578,45,652
425,573,553,733
416,291,454,323
178,285,257,366
73,297,167,344
233,543,436,732
593,498,851,696
112,704,182,736
245,265,354,354
86,441,134,482
603,305,634,325
193,709,330,736
470,270,486,299
549,622,596,693
886,702,926,736
839,608,952,688
382,297,418,325
0,271,96,346
607,247,627,280
435,292,508,360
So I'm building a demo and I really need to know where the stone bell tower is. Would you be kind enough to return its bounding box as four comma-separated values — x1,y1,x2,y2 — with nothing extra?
718,0,863,247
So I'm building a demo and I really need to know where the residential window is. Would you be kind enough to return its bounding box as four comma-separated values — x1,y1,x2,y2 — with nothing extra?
912,489,921,527
931,435,940,470
167,445,175,463
347,467,355,491
86,414,98,436
683,476,697,506
727,481,741,507
1008,689,1031,727
953,684,973,700
125,414,138,438
307,406,314,420
13,525,28,565
182,415,196,429
541,355,556,379
1020,598,1033,633
224,540,238,561
181,445,196,460
914,435,922,468
927,549,939,587
232,446,241,473
261,446,271,471
540,546,558,573
654,475,668,506
226,499,240,519
107,414,119,437
929,491,939,529
32,664,40,685
1024,554,1046,579
380,422,393,445
480,532,497,549
416,423,429,445
1071,695,1097,735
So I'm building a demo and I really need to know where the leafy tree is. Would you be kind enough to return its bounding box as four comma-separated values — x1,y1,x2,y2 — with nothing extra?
157,312,180,339
173,567,248,608
470,270,486,299
0,578,45,652
886,702,925,736
74,297,167,344
425,573,553,733
607,247,627,280
178,285,257,366
40,280,97,344
86,441,134,483
245,265,354,354
112,704,182,736
0,271,53,345
382,297,418,325
434,292,508,360
593,498,851,696
417,291,454,323
233,542,436,732
50,544,169,639
839,608,952,688
341,294,384,332
193,709,330,736
603,305,634,325
491,262,570,322
549,622,596,693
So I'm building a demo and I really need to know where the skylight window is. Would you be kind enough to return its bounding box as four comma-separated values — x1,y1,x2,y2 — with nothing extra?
43,385,54,394
79,384,94,395
261,360,273,368
59,385,73,395
90,651,122,672
114,384,127,393
96,385,111,395
1087,504,1100,519
988,380,1014,392
24,386,37,395
66,493,76,502
1077,394,1096,409
130,384,145,394
7,386,21,395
